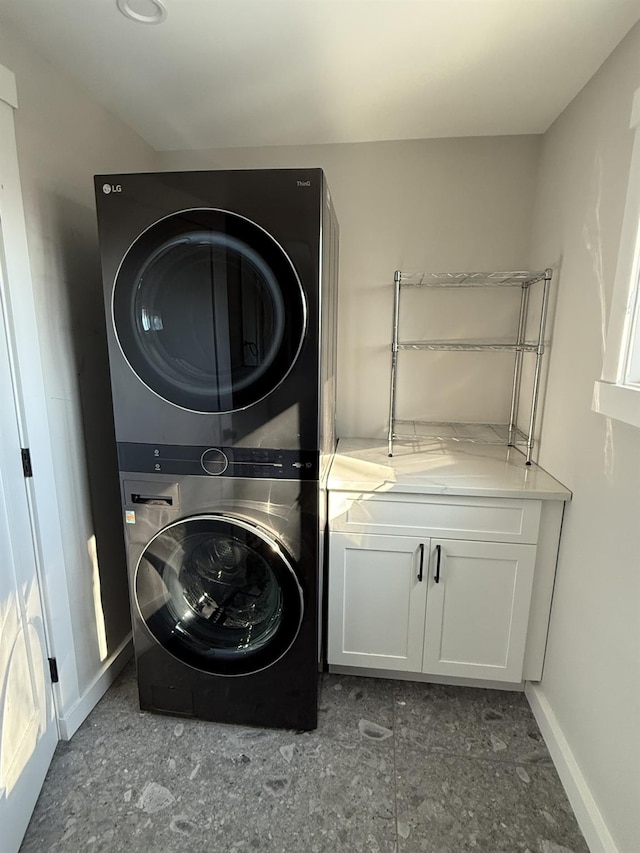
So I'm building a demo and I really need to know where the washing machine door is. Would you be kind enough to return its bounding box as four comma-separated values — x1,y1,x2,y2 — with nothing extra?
112,209,306,413
135,515,304,675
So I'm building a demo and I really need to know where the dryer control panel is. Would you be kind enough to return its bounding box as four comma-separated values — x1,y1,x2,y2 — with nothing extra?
117,442,319,480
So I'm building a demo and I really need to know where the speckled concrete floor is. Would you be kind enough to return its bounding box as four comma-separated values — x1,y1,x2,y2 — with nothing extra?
20,665,589,853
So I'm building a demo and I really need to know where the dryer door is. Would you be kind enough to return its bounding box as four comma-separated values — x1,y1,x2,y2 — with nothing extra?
135,515,304,675
112,209,306,413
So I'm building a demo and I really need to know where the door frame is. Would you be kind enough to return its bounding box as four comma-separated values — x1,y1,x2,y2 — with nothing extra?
0,64,76,731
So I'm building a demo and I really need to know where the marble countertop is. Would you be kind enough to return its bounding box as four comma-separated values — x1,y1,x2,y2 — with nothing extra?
328,438,571,500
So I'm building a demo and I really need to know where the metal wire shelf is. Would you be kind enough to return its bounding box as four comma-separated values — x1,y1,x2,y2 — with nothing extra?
388,268,553,464
391,421,529,446
397,271,546,288
398,340,540,352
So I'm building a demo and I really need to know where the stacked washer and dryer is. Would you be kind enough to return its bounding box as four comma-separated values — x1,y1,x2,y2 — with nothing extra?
94,169,338,730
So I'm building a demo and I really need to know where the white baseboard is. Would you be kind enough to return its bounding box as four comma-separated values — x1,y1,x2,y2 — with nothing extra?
57,634,133,740
525,683,619,853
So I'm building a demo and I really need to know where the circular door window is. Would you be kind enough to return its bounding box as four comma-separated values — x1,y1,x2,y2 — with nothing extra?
135,515,304,675
112,209,306,412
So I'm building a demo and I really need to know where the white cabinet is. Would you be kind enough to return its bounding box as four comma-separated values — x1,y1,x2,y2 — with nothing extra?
327,489,556,684
328,532,427,672
328,528,537,683
422,539,536,682
327,440,570,686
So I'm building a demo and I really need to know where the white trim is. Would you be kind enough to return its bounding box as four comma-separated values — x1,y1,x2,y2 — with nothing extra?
525,683,620,853
57,635,133,741
0,63,18,109
592,379,640,428
602,85,640,383
0,95,79,718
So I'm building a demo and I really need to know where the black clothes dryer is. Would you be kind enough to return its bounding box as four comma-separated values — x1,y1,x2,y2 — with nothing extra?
94,168,339,457
94,169,338,730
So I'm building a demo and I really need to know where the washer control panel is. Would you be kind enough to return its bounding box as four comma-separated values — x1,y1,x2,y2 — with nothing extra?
117,442,319,480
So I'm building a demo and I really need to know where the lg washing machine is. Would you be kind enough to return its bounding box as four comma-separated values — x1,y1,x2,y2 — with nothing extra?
94,169,338,730
120,468,320,730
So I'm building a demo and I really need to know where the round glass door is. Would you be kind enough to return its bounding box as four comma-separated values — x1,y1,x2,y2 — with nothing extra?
112,209,306,412
135,515,304,675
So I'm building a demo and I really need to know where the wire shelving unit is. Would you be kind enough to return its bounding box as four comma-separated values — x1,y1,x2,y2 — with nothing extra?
387,268,553,464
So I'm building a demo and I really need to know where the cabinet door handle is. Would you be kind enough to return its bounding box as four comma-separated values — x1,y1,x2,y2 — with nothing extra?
434,544,442,583
418,543,425,582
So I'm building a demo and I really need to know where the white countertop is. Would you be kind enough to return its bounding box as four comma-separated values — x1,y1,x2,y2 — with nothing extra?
328,438,571,500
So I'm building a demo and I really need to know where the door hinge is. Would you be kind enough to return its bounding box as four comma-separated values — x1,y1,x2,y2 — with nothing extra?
21,447,33,477
48,657,59,683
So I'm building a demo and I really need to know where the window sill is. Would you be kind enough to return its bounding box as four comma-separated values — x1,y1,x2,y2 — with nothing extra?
592,380,640,429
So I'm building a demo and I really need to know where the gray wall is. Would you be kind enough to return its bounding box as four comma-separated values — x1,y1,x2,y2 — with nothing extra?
529,22,640,853
0,23,158,710
161,137,542,440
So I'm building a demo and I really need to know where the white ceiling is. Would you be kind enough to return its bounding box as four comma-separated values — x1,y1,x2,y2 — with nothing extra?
1,0,640,151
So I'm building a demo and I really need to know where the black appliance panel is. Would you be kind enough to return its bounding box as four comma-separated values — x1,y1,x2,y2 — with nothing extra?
118,442,318,479
95,169,325,450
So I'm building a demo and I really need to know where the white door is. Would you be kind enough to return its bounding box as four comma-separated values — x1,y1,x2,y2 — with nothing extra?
423,539,537,682
328,532,428,671
0,166,58,853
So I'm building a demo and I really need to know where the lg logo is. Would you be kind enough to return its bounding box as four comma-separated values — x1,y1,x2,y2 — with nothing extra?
102,183,122,194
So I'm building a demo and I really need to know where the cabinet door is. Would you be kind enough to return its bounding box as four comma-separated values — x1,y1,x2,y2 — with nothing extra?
423,540,536,682
328,532,428,671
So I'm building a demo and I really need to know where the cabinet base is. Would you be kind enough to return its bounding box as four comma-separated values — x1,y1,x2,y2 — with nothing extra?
328,664,527,692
